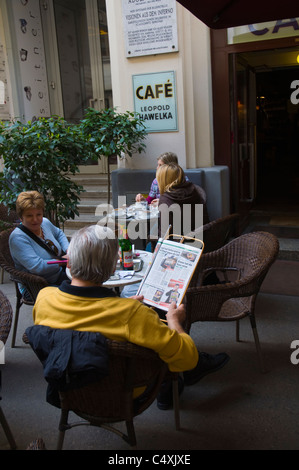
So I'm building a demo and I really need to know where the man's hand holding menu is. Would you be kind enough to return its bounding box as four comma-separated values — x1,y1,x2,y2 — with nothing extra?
166,302,186,334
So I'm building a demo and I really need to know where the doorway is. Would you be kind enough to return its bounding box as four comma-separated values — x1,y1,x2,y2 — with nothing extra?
232,48,299,214
230,54,256,223
255,67,299,209
41,0,112,173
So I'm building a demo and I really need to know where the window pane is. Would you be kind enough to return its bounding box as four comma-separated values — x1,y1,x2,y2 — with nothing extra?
98,0,112,108
53,0,93,122
0,81,5,105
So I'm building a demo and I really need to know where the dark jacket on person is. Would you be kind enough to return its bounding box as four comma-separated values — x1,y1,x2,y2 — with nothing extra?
158,181,209,237
25,325,109,408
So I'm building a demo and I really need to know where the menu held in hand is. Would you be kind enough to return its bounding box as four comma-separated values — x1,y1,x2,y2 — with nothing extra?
137,237,204,311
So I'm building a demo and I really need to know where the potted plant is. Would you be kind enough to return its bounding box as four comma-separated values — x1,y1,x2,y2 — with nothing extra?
80,107,147,204
0,116,91,226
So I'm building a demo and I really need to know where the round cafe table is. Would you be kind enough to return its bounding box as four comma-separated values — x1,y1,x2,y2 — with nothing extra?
66,250,151,290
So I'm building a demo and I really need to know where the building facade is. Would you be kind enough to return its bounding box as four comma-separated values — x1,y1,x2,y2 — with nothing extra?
0,0,214,174
1,0,298,221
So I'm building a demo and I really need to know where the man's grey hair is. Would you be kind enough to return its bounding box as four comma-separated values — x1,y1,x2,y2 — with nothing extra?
68,225,119,284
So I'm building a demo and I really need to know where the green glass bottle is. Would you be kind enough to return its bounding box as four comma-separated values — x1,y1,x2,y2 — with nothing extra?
118,228,133,270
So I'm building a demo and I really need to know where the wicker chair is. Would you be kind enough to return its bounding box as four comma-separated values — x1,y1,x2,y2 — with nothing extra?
0,228,48,347
185,213,240,253
0,203,18,225
56,340,171,449
0,221,17,284
185,231,279,373
195,185,210,226
0,202,19,284
0,290,17,449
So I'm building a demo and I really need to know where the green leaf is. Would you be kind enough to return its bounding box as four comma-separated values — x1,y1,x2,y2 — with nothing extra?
0,108,147,224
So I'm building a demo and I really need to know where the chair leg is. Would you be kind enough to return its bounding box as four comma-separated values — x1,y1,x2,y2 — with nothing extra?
57,409,69,450
172,374,180,431
125,420,137,447
57,429,65,451
11,303,20,348
249,314,266,374
0,406,17,449
236,320,240,341
1,267,4,284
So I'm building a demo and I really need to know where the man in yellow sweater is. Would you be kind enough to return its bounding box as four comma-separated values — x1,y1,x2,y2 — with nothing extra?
33,225,229,409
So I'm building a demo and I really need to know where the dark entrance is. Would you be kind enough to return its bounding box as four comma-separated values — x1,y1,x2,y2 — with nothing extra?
255,66,299,210
232,49,299,213
211,29,299,226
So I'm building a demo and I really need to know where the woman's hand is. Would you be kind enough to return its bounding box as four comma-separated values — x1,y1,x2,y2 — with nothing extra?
150,199,159,206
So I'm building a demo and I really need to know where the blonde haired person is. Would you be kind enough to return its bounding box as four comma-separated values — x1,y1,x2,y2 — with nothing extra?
156,162,185,195
156,163,207,237
9,191,69,297
135,152,181,205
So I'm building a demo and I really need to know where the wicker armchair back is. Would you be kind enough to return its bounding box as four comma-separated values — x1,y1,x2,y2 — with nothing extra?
0,228,48,347
0,290,17,449
185,231,279,372
56,340,168,449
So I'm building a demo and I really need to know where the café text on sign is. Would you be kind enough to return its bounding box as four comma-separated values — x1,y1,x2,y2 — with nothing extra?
133,71,178,133
228,18,299,44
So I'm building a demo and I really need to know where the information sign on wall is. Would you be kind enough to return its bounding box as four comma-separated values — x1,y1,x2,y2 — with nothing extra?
122,0,178,57
133,71,177,133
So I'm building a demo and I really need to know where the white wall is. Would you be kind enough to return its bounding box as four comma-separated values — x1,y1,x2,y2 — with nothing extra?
0,1,15,172
106,0,214,171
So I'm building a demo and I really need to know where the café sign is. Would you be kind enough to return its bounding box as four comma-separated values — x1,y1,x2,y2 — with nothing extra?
133,71,178,133
228,18,299,44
